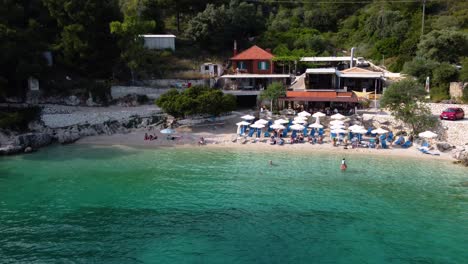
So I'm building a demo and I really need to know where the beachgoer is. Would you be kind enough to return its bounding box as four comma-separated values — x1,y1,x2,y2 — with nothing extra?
341,158,347,171
269,160,273,166
198,137,205,145
144,133,149,140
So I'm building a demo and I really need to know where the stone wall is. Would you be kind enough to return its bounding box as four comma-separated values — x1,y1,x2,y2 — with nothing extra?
427,103,468,115
111,86,180,99
449,82,466,98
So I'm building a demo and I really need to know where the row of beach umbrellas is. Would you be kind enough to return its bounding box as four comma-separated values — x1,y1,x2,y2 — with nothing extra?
237,111,438,139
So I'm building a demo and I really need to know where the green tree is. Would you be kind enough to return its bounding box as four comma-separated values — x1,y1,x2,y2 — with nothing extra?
43,0,122,77
155,86,236,118
402,57,438,84
459,57,468,82
416,30,468,63
110,15,156,83
380,79,437,134
260,82,286,111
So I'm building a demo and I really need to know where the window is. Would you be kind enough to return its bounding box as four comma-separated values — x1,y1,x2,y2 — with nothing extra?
204,65,210,71
258,61,269,70
238,61,246,70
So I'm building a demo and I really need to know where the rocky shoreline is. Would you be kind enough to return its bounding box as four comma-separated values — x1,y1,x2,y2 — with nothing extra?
0,104,165,155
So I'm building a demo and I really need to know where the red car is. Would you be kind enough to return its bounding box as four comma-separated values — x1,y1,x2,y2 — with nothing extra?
440,108,465,120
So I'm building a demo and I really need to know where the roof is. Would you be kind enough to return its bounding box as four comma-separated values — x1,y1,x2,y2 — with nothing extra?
141,34,176,38
341,67,377,73
281,91,358,103
301,56,356,62
231,45,274,60
339,67,382,78
306,68,338,74
220,74,290,79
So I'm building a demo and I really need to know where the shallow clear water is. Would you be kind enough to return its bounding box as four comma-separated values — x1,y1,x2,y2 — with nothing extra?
0,145,467,263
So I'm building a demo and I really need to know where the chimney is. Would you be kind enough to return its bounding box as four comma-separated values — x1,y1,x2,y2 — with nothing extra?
265,48,272,54
233,40,237,56
350,47,355,68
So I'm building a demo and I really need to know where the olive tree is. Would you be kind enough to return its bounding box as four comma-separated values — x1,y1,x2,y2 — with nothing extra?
380,79,437,134
260,82,286,111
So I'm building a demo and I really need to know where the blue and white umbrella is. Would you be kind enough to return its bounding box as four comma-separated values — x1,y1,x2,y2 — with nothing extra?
160,128,176,134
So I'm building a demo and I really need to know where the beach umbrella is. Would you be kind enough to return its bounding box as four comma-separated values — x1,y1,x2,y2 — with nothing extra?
298,111,311,117
330,120,344,125
294,116,308,121
293,120,307,124
331,113,346,120
236,121,250,126
330,125,345,130
353,128,368,134
348,124,364,131
312,112,326,118
250,123,265,129
309,123,324,129
241,115,255,120
418,131,437,139
331,128,348,134
371,128,388,134
160,128,175,134
290,124,305,131
255,119,269,125
274,119,289,124
270,123,285,130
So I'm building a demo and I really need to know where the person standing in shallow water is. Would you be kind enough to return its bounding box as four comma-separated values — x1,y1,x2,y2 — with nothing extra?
341,158,347,171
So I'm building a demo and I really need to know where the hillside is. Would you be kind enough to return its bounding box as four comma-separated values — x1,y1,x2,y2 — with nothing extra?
0,0,467,102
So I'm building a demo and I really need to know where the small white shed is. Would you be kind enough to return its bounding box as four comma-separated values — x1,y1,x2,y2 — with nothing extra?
200,63,223,77
141,34,176,51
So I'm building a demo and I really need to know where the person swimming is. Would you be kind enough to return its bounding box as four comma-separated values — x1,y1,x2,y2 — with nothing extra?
341,158,347,171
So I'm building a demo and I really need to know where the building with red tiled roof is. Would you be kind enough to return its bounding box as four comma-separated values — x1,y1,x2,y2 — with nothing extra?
230,45,275,74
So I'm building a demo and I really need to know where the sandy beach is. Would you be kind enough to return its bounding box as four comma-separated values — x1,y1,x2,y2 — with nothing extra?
77,115,454,162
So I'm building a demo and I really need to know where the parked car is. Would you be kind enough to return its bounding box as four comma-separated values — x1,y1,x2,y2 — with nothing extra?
439,108,465,120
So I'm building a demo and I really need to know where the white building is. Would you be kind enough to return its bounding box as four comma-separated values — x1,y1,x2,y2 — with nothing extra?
200,63,223,77
141,34,176,51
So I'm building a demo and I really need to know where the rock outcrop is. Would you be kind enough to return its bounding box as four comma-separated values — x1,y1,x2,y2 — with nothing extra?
13,133,53,149
452,145,468,161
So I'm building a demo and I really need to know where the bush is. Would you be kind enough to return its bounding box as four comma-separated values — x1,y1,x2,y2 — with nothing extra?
462,86,468,103
155,86,237,118
430,85,450,102
0,107,41,131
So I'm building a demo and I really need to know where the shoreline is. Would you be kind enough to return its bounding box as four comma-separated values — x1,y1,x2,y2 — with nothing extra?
76,131,454,162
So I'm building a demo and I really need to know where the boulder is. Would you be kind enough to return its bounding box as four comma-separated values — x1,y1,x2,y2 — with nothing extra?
55,130,81,144
452,147,468,160
436,142,453,152
24,146,34,153
13,133,52,148
64,95,80,106
0,145,23,155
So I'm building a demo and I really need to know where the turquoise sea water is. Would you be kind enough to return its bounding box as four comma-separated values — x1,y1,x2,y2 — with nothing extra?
0,145,467,263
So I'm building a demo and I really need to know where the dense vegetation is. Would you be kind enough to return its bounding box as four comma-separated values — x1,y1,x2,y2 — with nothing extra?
155,86,236,118
380,79,437,134
1,0,467,102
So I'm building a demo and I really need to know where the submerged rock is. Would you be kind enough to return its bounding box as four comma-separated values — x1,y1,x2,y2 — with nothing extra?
0,145,23,155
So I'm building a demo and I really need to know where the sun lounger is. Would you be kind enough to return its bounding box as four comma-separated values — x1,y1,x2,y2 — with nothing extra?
310,129,316,137
303,127,308,136
394,136,404,145
387,132,394,142
291,130,297,138
256,129,261,138
264,131,270,138
381,140,388,149
318,128,324,136
401,141,412,148
282,129,288,138
248,128,256,137
366,128,372,136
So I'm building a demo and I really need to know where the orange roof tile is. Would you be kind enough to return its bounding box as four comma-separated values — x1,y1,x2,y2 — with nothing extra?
231,45,274,60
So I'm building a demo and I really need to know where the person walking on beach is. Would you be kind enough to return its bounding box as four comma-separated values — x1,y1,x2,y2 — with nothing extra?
341,158,347,171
